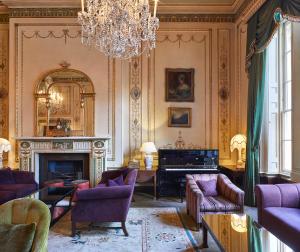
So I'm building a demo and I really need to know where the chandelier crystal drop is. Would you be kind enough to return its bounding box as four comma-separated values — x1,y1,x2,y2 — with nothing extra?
78,0,160,59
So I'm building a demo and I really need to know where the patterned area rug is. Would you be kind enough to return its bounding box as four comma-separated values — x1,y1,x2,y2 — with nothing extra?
48,207,200,252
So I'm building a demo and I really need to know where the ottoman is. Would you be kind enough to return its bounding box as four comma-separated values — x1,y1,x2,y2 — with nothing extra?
43,179,64,188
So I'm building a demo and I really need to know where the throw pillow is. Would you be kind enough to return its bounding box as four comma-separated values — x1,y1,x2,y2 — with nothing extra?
0,168,15,184
0,223,36,252
108,175,124,187
196,180,218,197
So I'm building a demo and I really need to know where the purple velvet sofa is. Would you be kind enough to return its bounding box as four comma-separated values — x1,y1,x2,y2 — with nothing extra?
71,168,138,236
0,168,38,204
255,184,300,251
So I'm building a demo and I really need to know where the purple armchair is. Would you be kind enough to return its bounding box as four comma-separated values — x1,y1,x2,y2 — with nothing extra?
71,168,137,236
186,174,244,229
255,183,300,251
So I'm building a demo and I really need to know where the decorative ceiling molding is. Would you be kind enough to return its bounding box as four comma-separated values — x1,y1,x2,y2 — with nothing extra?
0,0,264,25
235,0,267,24
1,0,245,14
9,8,78,18
158,14,235,23
1,0,78,8
6,8,235,23
157,0,245,14
0,13,8,23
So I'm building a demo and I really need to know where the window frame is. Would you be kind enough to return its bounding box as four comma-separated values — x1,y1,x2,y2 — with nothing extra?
279,21,293,175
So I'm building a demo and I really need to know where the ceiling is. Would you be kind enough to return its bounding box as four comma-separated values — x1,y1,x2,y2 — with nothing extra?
0,0,246,14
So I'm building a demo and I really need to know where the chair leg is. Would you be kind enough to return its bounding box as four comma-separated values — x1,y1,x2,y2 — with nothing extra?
196,222,202,231
71,221,76,237
121,221,129,236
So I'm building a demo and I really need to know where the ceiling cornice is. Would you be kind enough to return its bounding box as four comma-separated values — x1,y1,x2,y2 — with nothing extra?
235,0,267,24
157,0,245,14
1,0,246,14
0,0,78,8
0,0,264,25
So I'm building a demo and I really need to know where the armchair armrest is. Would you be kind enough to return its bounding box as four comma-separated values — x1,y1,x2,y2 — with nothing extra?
12,171,37,185
255,184,283,224
218,175,244,209
76,185,132,201
186,177,204,201
186,175,204,224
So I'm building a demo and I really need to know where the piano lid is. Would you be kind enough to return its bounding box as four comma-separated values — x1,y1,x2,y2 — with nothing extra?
158,149,219,168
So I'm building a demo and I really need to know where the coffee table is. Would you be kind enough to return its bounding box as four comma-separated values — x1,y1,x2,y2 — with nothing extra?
28,186,75,226
201,214,293,252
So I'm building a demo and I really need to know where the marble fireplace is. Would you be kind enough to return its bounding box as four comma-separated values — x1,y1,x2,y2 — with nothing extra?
16,136,110,187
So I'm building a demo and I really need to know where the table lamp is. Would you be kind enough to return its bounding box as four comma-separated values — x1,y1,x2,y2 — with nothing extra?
140,142,157,170
0,138,11,169
230,134,246,168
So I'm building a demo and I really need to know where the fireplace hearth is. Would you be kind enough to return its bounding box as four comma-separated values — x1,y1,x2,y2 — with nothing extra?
39,153,89,186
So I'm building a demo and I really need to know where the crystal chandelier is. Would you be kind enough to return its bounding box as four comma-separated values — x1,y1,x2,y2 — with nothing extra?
78,0,159,59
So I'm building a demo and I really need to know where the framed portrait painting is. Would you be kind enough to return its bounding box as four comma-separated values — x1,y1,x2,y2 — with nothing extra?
168,107,192,128
165,68,195,102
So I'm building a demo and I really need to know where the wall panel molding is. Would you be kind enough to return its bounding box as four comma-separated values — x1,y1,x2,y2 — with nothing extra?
218,29,231,160
0,27,9,163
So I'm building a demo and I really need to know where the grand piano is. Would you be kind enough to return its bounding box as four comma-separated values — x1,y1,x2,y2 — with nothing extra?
157,149,219,201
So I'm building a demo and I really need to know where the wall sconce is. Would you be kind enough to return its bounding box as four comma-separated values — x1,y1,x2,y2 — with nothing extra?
230,134,247,168
0,138,11,169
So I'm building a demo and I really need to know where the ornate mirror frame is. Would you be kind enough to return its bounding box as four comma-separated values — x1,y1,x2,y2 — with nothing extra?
34,63,95,137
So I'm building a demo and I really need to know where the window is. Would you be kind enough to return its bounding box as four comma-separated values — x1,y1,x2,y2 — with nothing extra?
280,22,292,173
263,21,292,174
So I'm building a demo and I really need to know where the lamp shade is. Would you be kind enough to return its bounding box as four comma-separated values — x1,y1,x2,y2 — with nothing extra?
140,142,157,154
0,138,11,153
230,134,246,152
231,214,247,233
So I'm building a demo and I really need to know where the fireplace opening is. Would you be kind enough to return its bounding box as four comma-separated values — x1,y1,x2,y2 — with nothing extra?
39,153,89,186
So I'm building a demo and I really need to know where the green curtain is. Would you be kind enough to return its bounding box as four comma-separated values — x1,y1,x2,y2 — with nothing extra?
245,0,300,206
247,218,262,252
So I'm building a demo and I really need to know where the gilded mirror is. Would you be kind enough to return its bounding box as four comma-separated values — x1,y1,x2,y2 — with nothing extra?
35,65,95,137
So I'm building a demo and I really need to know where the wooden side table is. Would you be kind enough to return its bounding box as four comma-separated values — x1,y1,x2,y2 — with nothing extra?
219,165,245,189
136,168,157,199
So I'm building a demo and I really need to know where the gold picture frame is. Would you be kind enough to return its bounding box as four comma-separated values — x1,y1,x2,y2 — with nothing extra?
168,107,192,128
165,68,195,102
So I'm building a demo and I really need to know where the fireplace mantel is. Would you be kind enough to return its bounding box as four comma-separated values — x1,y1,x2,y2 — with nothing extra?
15,136,111,186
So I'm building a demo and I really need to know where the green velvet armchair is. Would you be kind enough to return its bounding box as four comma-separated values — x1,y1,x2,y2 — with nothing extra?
0,198,51,252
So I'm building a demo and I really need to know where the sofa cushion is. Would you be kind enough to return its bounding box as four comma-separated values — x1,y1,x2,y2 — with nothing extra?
0,184,37,198
0,223,36,252
262,207,300,250
200,196,241,212
0,191,16,205
96,183,106,188
0,169,15,184
197,180,218,197
108,175,124,187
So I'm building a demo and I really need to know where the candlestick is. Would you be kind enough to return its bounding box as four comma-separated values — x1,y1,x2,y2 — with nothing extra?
81,0,84,12
153,0,158,17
